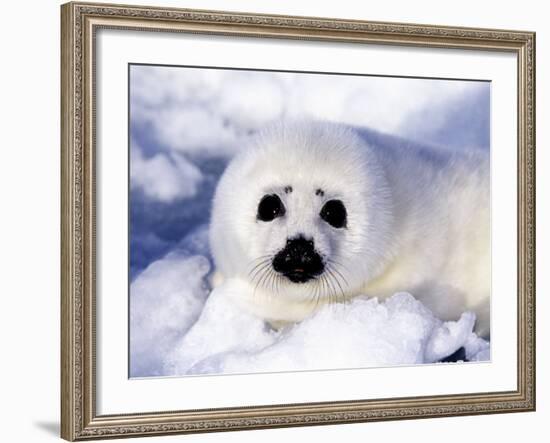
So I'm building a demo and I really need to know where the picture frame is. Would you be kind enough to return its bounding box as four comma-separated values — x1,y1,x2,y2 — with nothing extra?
60,1,536,440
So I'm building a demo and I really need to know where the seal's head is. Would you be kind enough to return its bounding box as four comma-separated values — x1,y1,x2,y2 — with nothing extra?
210,121,394,312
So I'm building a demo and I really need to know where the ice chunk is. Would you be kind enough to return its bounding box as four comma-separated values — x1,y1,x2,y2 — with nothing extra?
162,289,489,376
129,254,210,377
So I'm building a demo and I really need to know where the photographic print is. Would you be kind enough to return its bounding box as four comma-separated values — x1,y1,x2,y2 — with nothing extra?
129,64,491,378
61,4,535,439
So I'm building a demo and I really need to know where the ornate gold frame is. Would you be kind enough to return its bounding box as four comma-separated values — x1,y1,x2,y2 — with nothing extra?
60,2,536,440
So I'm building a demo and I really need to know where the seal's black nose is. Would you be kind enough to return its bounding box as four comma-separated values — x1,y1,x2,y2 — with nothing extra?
272,236,324,283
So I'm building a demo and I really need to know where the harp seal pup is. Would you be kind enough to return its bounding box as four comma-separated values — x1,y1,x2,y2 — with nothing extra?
209,121,490,337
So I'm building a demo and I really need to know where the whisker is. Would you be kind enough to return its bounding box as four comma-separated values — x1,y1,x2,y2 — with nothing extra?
248,258,272,278
329,258,352,274
320,273,328,305
258,267,273,292
311,277,321,309
316,275,327,311
324,271,336,307
328,261,349,287
250,253,274,262
253,267,271,298
249,261,272,282
269,269,277,295
326,267,345,305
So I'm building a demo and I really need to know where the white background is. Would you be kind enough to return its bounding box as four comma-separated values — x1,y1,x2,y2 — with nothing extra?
0,0,546,442
97,29,516,413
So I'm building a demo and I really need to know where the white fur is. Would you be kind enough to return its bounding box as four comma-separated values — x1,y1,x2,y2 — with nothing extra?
210,121,490,336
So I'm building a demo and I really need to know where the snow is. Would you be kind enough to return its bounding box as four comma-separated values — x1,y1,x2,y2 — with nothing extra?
130,141,203,203
129,253,211,377
130,65,490,165
131,254,489,377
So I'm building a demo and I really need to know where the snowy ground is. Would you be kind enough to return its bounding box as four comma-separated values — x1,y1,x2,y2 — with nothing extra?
130,254,489,378
129,65,491,378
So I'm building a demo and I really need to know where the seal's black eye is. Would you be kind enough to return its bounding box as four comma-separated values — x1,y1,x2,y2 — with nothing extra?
257,194,285,222
320,199,347,229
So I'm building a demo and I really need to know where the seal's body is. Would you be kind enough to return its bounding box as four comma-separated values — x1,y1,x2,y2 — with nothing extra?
210,122,490,336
